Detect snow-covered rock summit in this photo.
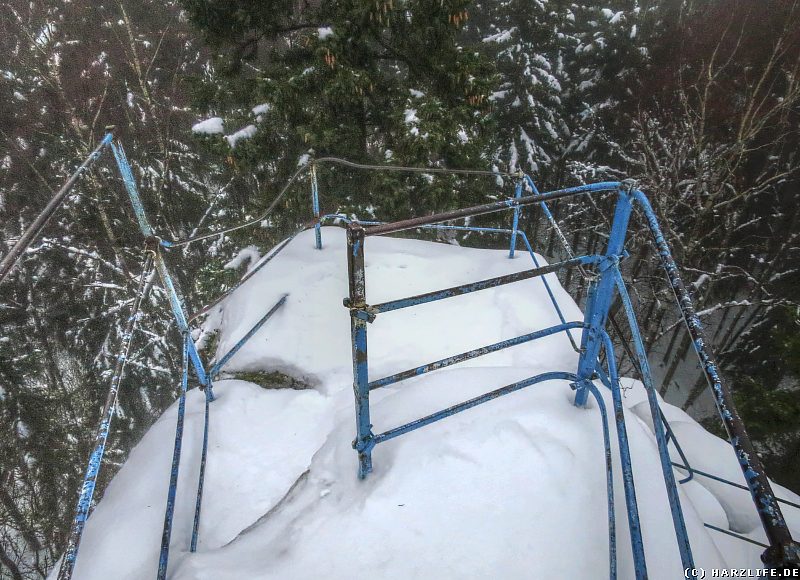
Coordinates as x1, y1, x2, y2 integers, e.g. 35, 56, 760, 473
61, 227, 800, 580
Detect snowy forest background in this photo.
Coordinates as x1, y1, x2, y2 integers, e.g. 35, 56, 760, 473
0, 0, 798, 577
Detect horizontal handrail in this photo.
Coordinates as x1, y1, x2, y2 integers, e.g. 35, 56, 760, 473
365, 182, 622, 236
188, 237, 294, 322
371, 255, 603, 314
0, 133, 113, 284
370, 368, 618, 576
369, 322, 585, 390
209, 294, 288, 378
188, 217, 524, 322
704, 523, 769, 549
160, 158, 516, 248
373, 371, 579, 445
671, 463, 800, 511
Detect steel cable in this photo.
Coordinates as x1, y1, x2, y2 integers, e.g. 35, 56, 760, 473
163, 157, 512, 248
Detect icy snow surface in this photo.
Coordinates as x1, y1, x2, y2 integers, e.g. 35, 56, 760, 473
61, 227, 800, 579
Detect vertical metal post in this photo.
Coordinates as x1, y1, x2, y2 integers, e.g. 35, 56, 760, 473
599, 330, 648, 579
110, 141, 214, 399
508, 179, 523, 258
577, 382, 618, 580
613, 268, 695, 571
112, 139, 217, 561
157, 332, 189, 580
190, 384, 212, 553
574, 188, 633, 406
153, 254, 213, 398
632, 190, 800, 569
520, 175, 580, 268
57, 253, 153, 580
518, 232, 580, 352
311, 164, 322, 250
345, 223, 374, 478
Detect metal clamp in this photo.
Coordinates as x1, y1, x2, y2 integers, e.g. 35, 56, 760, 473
143, 235, 161, 255
352, 431, 376, 454
343, 298, 378, 323
621, 178, 638, 194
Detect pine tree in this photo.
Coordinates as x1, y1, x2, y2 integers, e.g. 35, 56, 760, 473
725, 308, 800, 492
466, 0, 646, 183
0, 1, 222, 575
600, 0, 800, 480
182, 0, 500, 229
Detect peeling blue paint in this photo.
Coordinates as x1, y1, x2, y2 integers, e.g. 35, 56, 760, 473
57, 252, 153, 580
157, 333, 190, 580
632, 189, 798, 567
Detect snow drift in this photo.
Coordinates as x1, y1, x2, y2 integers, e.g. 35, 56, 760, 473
58, 227, 800, 579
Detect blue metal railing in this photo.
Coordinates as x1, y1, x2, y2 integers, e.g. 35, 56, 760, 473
612, 265, 694, 567
190, 382, 211, 553
57, 249, 153, 580
597, 328, 647, 578
209, 294, 288, 379
368, 321, 585, 390
339, 178, 799, 573
57, 141, 292, 579
344, 217, 648, 576
54, 144, 799, 578
157, 332, 190, 580
110, 143, 212, 395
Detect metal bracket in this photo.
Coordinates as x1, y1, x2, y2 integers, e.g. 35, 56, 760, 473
351, 430, 376, 453
761, 541, 800, 570
569, 377, 599, 393
343, 298, 378, 323
597, 255, 619, 273
621, 178, 638, 194
144, 235, 161, 253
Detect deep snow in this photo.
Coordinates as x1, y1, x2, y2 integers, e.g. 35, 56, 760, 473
58, 227, 800, 579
